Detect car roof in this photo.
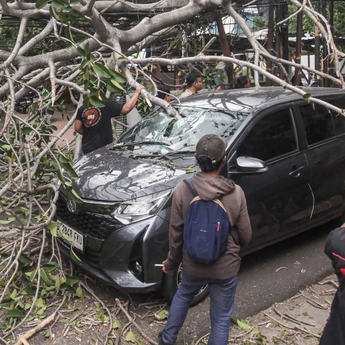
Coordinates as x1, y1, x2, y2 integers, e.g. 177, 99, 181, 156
173, 86, 345, 114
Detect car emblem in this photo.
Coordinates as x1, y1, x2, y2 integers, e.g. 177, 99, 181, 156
67, 200, 77, 214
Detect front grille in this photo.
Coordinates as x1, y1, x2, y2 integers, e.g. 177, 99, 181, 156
56, 197, 123, 241
57, 238, 102, 265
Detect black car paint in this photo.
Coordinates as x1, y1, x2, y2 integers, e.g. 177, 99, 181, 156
56, 87, 345, 293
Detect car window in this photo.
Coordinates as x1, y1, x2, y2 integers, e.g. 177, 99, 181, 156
119, 107, 247, 153
331, 100, 345, 136
237, 108, 297, 161
299, 103, 335, 145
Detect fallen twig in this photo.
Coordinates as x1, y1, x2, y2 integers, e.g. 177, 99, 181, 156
81, 281, 113, 344
195, 332, 210, 345
273, 307, 316, 327
115, 298, 158, 345
305, 295, 328, 309
15, 313, 56, 345
14, 295, 66, 345
319, 279, 338, 289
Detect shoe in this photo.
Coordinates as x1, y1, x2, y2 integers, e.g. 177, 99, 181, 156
158, 331, 174, 345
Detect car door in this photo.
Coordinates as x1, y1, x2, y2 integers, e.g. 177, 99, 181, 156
296, 97, 345, 223
229, 105, 311, 250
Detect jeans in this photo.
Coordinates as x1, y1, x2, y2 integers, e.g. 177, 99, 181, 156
161, 272, 238, 345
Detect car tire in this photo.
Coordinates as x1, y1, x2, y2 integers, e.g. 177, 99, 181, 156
160, 263, 209, 306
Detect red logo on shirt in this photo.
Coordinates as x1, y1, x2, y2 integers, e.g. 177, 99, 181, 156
82, 107, 101, 127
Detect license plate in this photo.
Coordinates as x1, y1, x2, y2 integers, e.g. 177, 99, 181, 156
57, 221, 84, 251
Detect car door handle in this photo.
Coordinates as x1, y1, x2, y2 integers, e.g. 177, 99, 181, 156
289, 166, 304, 178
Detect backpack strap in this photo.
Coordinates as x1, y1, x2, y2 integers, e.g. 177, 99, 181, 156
183, 179, 198, 197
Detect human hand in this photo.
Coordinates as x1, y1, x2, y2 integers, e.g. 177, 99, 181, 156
162, 260, 169, 274
136, 84, 145, 94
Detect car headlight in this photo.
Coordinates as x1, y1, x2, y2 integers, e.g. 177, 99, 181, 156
112, 190, 171, 224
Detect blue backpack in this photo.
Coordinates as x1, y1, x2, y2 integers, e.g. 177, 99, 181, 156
183, 179, 231, 264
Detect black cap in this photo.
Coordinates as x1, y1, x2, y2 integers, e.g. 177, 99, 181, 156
195, 134, 225, 164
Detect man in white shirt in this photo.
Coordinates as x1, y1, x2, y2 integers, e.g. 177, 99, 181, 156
179, 72, 203, 99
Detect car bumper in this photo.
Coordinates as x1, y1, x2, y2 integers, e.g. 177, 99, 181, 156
56, 215, 165, 294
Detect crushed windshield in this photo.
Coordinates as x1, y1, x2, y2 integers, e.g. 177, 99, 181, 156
118, 107, 247, 154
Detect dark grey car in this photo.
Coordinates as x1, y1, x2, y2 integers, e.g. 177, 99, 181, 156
56, 87, 345, 304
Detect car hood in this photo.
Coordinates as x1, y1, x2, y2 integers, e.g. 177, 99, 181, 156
71, 147, 192, 202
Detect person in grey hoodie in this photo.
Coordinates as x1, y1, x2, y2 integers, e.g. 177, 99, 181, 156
159, 134, 252, 345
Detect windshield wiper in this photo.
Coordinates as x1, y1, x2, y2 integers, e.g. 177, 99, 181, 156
112, 141, 170, 149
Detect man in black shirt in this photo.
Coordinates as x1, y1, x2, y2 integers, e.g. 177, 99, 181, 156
74, 84, 144, 154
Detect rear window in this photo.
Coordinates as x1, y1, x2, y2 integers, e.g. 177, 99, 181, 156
299, 98, 345, 145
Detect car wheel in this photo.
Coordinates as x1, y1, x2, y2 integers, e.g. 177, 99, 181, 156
160, 263, 209, 306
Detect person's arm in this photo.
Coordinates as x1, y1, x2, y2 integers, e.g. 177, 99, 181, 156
163, 183, 185, 273
120, 84, 145, 115
236, 187, 252, 246
74, 119, 83, 135
74, 107, 84, 134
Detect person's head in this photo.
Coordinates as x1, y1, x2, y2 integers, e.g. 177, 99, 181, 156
157, 86, 172, 102
236, 76, 250, 89
195, 134, 226, 173
186, 72, 203, 91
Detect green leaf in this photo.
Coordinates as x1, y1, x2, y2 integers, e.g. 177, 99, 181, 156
77, 47, 86, 57
60, 161, 78, 180
156, 310, 168, 320
10, 289, 18, 300
106, 81, 119, 93
84, 42, 90, 58
71, 248, 82, 262
303, 93, 311, 100
35, 297, 45, 308
43, 262, 59, 271
58, 153, 70, 164
49, 5, 60, 20
112, 318, 121, 329
110, 79, 125, 91
25, 270, 36, 280
325, 299, 332, 305
237, 319, 251, 331
36, 0, 47, 9
0, 299, 13, 308
18, 254, 32, 265
89, 96, 105, 108
70, 0, 80, 6
7, 308, 25, 318
109, 70, 127, 83
65, 25, 74, 43
0, 217, 15, 225
71, 189, 82, 201
65, 276, 79, 286
92, 63, 112, 78
125, 330, 137, 343
40, 269, 53, 285
54, 276, 61, 290
76, 286, 83, 298
52, 0, 67, 9
37, 307, 46, 315
48, 221, 57, 237
45, 329, 51, 338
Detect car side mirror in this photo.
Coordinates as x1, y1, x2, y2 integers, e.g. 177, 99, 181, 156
235, 156, 268, 174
